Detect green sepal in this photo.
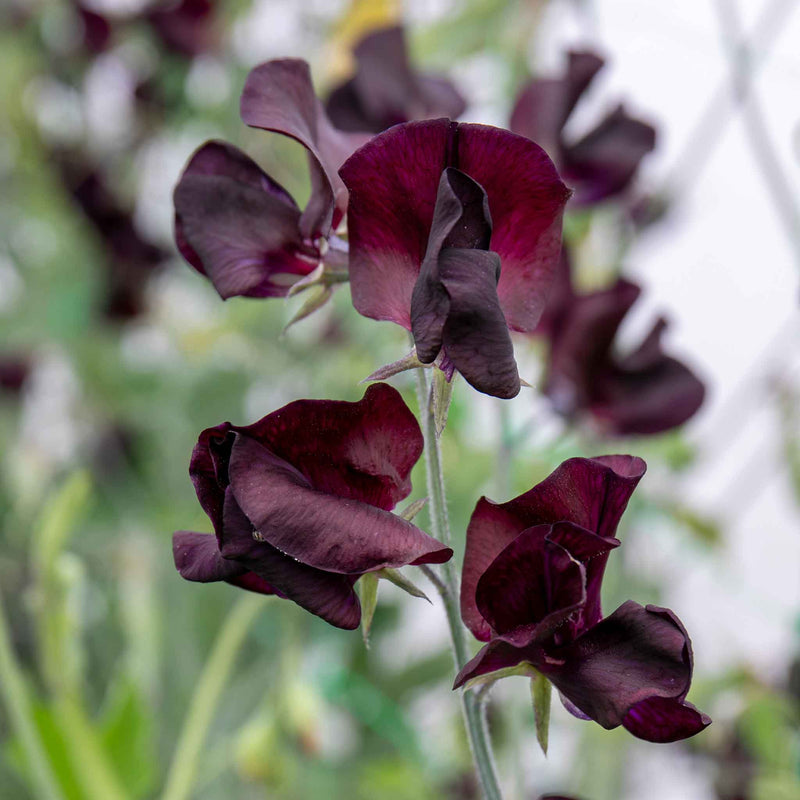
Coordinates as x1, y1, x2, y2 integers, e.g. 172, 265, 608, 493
398, 497, 428, 522
530, 670, 552, 756
429, 368, 455, 438
358, 572, 380, 648
460, 661, 537, 692
282, 286, 333, 335
375, 569, 430, 603
361, 349, 425, 383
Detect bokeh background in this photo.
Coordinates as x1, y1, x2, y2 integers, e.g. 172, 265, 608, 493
0, 1, 798, 799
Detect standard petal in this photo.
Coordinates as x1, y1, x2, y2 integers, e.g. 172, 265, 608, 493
240, 59, 366, 237
460, 456, 645, 641
540, 601, 699, 731
438, 249, 520, 398
174, 142, 316, 299
218, 490, 361, 629
475, 525, 586, 646
564, 105, 656, 205
227, 434, 451, 574
622, 696, 711, 743
237, 383, 424, 510
189, 422, 234, 537
341, 118, 452, 328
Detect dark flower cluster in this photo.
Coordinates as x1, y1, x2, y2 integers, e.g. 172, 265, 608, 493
170, 24, 710, 761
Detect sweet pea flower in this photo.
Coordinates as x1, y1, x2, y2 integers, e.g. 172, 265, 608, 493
326, 25, 466, 133
510, 50, 656, 205
173, 59, 368, 300
340, 118, 570, 398
455, 456, 711, 743
172, 384, 452, 629
542, 252, 706, 435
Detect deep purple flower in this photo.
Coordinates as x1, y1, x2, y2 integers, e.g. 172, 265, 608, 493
174, 59, 368, 300
541, 252, 706, 435
146, 0, 216, 58
455, 456, 711, 743
340, 118, 570, 398
173, 384, 452, 629
510, 51, 656, 206
326, 25, 466, 133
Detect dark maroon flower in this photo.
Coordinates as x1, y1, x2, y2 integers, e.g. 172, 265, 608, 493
340, 118, 570, 399
510, 51, 656, 206
0, 356, 30, 394
455, 456, 711, 743
174, 59, 367, 300
542, 255, 706, 435
172, 384, 452, 629
326, 25, 466, 134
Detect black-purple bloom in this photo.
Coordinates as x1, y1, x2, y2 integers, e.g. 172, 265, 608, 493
541, 252, 706, 435
326, 25, 466, 133
455, 456, 711, 743
510, 51, 656, 206
174, 59, 367, 300
173, 384, 452, 629
340, 118, 570, 399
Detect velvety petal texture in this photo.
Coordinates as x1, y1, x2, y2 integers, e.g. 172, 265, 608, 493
544, 273, 706, 435
326, 25, 466, 133
340, 118, 569, 397
174, 140, 318, 299
456, 456, 709, 743
510, 50, 656, 205
173, 384, 452, 629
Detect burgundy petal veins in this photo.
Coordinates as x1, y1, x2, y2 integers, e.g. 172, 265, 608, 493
460, 456, 645, 642
240, 58, 368, 237
173, 384, 452, 628
173, 141, 318, 299
325, 25, 466, 134
340, 118, 570, 334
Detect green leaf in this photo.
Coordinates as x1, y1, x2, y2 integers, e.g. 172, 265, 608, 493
358, 573, 380, 648
530, 671, 552, 756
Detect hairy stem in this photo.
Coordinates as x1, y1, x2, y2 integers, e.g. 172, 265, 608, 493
161, 594, 266, 800
413, 367, 503, 800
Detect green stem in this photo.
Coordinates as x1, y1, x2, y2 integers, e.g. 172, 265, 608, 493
161, 594, 266, 800
413, 367, 503, 800
0, 589, 64, 800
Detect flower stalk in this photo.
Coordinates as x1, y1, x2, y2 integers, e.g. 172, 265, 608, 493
413, 366, 503, 800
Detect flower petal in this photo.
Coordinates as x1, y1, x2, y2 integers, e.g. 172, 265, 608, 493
326, 26, 465, 134
622, 696, 711, 743
172, 530, 277, 596
174, 141, 317, 299
228, 434, 451, 574
340, 119, 569, 332
240, 59, 367, 237
218, 489, 361, 629
460, 456, 645, 641
592, 317, 706, 435
510, 51, 604, 154
475, 524, 586, 645
453, 638, 535, 689
564, 105, 656, 205
540, 601, 700, 732
236, 383, 424, 510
